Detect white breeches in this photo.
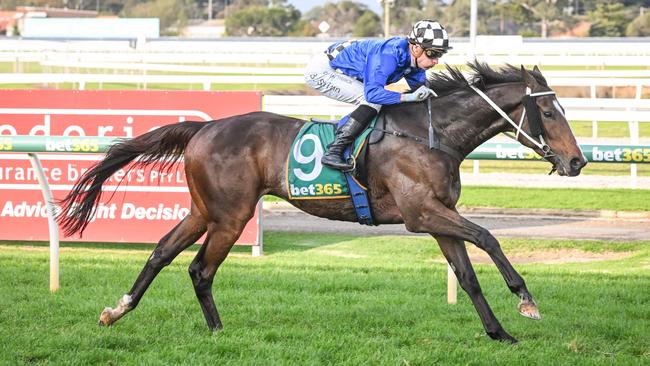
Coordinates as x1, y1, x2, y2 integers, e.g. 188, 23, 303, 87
303, 53, 381, 112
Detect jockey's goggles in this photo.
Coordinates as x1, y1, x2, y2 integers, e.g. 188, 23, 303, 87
424, 49, 446, 59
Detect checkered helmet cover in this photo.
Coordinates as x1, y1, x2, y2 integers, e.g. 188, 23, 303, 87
408, 20, 451, 50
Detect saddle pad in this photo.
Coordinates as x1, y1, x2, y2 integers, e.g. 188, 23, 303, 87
286, 118, 376, 200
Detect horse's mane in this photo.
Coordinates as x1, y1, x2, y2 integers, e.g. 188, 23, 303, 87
426, 60, 548, 96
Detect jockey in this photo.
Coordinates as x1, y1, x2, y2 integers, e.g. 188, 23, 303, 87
304, 19, 452, 171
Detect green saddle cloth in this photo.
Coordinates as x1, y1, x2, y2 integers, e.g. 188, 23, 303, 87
286, 118, 376, 200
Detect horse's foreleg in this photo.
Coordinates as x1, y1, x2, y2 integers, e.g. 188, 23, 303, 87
404, 201, 538, 320
188, 219, 245, 331
398, 196, 538, 338
99, 211, 207, 327
434, 235, 517, 343
453, 216, 539, 320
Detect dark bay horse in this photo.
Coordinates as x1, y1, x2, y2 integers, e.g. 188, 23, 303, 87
58, 62, 586, 343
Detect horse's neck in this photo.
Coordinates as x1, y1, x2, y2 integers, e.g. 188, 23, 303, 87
438, 83, 524, 157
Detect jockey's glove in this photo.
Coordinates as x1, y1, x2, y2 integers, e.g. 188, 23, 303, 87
401, 85, 437, 103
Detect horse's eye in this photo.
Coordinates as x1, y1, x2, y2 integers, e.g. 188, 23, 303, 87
543, 111, 553, 118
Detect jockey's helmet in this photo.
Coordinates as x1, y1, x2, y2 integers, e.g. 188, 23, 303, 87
408, 20, 452, 52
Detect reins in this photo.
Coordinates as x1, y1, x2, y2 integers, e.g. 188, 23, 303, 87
372, 96, 464, 162
470, 84, 556, 159
372, 82, 558, 165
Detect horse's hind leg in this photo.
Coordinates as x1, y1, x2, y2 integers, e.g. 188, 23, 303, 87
188, 217, 250, 331
434, 235, 518, 343
99, 210, 207, 326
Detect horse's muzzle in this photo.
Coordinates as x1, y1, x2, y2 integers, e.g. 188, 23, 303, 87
569, 157, 587, 175
556, 155, 587, 176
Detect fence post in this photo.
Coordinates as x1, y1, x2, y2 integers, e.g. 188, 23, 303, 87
629, 108, 639, 189
27, 153, 59, 293
591, 84, 598, 138
447, 264, 457, 304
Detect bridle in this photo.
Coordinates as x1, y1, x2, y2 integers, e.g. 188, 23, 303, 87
372, 82, 560, 166
470, 84, 557, 160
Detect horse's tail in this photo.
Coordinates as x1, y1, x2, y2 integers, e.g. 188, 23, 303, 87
57, 121, 208, 237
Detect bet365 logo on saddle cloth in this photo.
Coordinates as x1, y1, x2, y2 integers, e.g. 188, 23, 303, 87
286, 120, 375, 200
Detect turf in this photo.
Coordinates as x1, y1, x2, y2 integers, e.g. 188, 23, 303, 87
460, 159, 650, 176
456, 186, 650, 211
265, 186, 650, 212
1, 233, 649, 365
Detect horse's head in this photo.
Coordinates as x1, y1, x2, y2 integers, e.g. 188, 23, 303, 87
517, 65, 587, 176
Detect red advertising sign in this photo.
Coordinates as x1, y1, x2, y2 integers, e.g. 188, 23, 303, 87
0, 90, 262, 244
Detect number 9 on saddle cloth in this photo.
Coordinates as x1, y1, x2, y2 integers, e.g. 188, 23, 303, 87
286, 116, 381, 225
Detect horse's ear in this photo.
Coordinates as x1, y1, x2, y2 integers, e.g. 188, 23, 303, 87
521, 65, 537, 89
533, 65, 541, 73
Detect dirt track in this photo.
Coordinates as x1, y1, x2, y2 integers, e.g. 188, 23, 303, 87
263, 210, 650, 241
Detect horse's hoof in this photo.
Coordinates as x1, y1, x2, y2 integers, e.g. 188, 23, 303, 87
518, 300, 541, 320
209, 323, 224, 332
99, 307, 113, 326
487, 330, 518, 344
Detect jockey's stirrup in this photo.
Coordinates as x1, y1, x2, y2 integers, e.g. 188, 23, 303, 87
321, 115, 368, 171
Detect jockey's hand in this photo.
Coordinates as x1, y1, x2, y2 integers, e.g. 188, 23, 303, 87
401, 85, 437, 103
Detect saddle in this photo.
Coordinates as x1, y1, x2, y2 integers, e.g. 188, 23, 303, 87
286, 116, 386, 225
291, 114, 388, 194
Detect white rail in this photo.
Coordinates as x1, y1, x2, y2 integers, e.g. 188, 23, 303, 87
5, 53, 650, 67
35, 60, 650, 79
1, 72, 649, 93
40, 60, 303, 75
3, 37, 650, 67
262, 95, 650, 122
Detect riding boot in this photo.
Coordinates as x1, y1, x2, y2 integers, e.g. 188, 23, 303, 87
321, 116, 371, 171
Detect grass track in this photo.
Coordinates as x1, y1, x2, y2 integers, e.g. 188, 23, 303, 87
1, 233, 649, 364
263, 186, 650, 211
456, 186, 650, 211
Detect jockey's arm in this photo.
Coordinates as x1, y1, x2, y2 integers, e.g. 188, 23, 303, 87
404, 69, 427, 91
363, 54, 402, 105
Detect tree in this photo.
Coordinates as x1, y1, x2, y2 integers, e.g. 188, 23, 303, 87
353, 11, 382, 37
303, 1, 379, 37
490, 0, 579, 37
588, 2, 635, 36
122, 0, 190, 34
626, 11, 650, 36
387, 0, 422, 36
514, 0, 564, 38
423, 0, 446, 22
223, 0, 290, 13
290, 20, 319, 37
442, 0, 490, 37
490, 0, 532, 35
225, 6, 301, 36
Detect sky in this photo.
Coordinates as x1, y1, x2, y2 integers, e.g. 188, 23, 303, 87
287, 0, 383, 15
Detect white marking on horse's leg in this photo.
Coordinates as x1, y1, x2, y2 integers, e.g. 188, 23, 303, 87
120, 294, 133, 307
99, 294, 133, 326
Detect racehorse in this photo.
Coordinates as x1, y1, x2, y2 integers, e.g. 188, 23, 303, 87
58, 61, 586, 343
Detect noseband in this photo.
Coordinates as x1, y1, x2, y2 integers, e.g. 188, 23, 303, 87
470, 84, 556, 159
